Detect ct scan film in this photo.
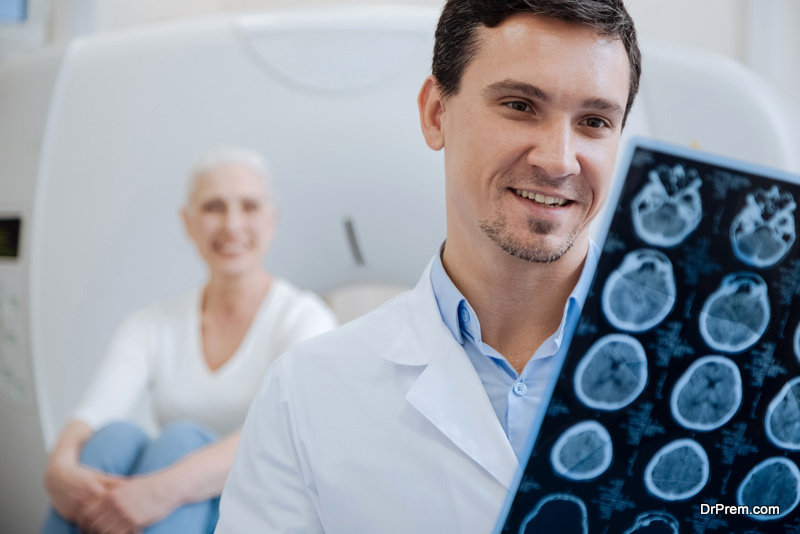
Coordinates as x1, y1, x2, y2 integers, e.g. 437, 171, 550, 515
496, 139, 800, 534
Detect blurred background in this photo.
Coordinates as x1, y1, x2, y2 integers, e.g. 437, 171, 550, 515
2, 0, 799, 102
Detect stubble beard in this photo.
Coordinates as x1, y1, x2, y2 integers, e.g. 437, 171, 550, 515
479, 212, 579, 263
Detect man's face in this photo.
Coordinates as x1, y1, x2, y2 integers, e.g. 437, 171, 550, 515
430, 14, 630, 263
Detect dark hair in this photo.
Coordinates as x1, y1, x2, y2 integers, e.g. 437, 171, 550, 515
432, 0, 641, 126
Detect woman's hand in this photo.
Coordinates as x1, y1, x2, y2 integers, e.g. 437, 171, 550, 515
73, 428, 243, 533
44, 461, 120, 523
75, 472, 181, 534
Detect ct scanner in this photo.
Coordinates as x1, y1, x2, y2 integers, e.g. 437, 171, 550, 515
1, 5, 799, 531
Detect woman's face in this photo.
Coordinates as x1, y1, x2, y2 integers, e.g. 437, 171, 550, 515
182, 163, 276, 278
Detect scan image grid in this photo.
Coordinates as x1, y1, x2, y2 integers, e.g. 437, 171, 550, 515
501, 144, 800, 534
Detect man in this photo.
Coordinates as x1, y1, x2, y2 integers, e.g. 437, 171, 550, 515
216, 1, 640, 532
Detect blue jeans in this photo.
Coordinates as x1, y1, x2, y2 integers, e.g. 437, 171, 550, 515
41, 420, 220, 534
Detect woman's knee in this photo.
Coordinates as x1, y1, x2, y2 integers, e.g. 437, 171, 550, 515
159, 420, 218, 448
132, 420, 218, 474
80, 421, 148, 474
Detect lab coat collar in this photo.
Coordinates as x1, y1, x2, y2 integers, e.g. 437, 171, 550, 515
381, 258, 446, 367
382, 258, 518, 489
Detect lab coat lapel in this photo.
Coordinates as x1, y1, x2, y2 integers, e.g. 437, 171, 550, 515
406, 336, 518, 489
385, 260, 518, 489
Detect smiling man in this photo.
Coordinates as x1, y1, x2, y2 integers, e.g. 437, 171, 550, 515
216, 1, 640, 533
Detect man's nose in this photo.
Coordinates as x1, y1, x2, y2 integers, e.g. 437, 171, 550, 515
526, 119, 581, 179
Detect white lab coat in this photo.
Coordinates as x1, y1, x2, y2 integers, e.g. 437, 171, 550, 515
216, 260, 518, 534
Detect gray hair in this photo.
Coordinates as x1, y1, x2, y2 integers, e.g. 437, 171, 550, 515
186, 145, 275, 207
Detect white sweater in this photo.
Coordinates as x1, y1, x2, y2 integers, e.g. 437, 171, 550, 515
73, 279, 338, 435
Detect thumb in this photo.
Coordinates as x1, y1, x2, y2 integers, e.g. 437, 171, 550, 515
85, 478, 106, 496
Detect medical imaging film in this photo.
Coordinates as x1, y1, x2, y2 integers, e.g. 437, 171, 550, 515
670, 356, 742, 432
698, 272, 771, 353
499, 141, 800, 533
631, 163, 703, 248
730, 186, 796, 268
574, 334, 648, 411
601, 249, 677, 332
550, 421, 614, 481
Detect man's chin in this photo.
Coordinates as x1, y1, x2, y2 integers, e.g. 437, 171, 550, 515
494, 236, 574, 264
479, 216, 582, 264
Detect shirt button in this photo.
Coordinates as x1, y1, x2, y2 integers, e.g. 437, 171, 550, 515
459, 307, 470, 324
513, 382, 527, 396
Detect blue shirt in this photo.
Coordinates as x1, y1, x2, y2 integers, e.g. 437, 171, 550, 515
430, 242, 599, 462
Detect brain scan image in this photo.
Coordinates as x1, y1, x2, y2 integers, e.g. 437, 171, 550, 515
622, 512, 680, 534
698, 272, 770, 353
644, 439, 709, 501
795, 321, 800, 362
518, 493, 588, 534
574, 334, 648, 411
765, 377, 800, 450
631, 163, 703, 247
730, 186, 796, 268
737, 457, 800, 520
550, 421, 613, 481
601, 249, 676, 332
670, 356, 742, 431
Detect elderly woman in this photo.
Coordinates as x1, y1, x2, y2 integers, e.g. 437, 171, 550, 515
42, 147, 338, 533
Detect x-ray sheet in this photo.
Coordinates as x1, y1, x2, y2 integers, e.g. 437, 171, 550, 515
497, 138, 800, 534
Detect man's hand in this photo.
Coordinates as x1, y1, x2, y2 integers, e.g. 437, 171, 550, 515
75, 473, 181, 534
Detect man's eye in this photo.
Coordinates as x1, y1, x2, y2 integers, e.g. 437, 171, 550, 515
585, 117, 608, 129
505, 101, 530, 113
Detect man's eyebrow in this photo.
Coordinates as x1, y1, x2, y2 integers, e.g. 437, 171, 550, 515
581, 97, 624, 115
482, 80, 549, 102
483, 82, 625, 115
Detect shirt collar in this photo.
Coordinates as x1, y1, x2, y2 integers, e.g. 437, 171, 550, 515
430, 241, 599, 349
429, 243, 470, 344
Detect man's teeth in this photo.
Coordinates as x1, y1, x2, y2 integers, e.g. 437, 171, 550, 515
515, 189, 568, 206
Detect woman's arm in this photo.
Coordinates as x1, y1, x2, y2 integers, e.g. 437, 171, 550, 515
78, 429, 242, 532
159, 428, 243, 504
45, 312, 152, 530
44, 420, 120, 522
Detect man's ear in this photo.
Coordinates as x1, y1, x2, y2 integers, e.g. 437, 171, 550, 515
417, 75, 446, 151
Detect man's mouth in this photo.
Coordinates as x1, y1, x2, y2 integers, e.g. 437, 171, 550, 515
515, 189, 569, 207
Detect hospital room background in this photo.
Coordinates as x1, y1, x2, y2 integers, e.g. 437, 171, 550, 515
1, 0, 799, 531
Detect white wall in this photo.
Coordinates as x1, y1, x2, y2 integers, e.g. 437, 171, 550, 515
33, 0, 799, 102
776, 0, 800, 103
627, 0, 749, 63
